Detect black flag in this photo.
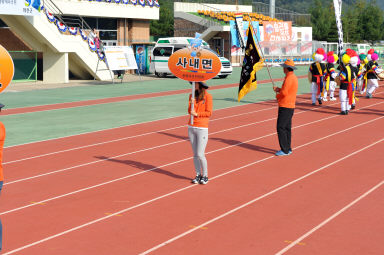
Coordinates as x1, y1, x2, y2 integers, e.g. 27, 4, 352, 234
238, 25, 263, 101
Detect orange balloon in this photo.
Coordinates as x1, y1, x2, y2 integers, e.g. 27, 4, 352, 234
0, 45, 14, 94
168, 48, 221, 82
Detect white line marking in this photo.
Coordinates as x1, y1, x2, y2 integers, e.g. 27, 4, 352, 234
6, 88, 382, 164
5, 82, 382, 149
1, 110, 383, 222
3, 93, 275, 149
140, 139, 384, 255
275, 180, 384, 255
3, 105, 278, 165
4, 136, 382, 255
5, 99, 382, 187
4, 76, 294, 114
4, 85, 315, 150
3, 100, 338, 186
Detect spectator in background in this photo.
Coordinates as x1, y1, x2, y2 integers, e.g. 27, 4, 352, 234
95, 36, 100, 50
89, 28, 97, 41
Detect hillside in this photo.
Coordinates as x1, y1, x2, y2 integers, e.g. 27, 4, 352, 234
169, 0, 384, 13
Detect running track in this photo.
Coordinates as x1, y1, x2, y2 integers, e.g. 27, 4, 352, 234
0, 87, 383, 254
2, 76, 307, 117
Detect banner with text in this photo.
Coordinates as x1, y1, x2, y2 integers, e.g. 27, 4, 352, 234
103, 46, 138, 71
263, 21, 292, 42
230, 21, 261, 56
0, 0, 40, 16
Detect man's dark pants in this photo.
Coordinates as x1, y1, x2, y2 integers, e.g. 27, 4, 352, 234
277, 107, 294, 154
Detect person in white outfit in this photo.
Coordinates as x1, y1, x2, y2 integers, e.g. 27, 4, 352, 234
323, 51, 338, 101
309, 48, 327, 105
338, 49, 359, 115
365, 49, 382, 98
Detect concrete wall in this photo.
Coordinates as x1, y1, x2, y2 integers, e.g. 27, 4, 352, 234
0, 28, 32, 51
117, 18, 129, 46
174, 18, 206, 37
128, 20, 151, 44
43, 49, 69, 83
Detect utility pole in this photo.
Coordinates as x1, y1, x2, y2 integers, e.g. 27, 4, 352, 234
270, 0, 275, 19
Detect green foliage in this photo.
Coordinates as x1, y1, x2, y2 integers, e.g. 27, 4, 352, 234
357, 0, 384, 43
310, 0, 335, 41
310, 0, 384, 42
150, 0, 174, 37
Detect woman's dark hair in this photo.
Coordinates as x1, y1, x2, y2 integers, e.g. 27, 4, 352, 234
287, 67, 294, 72
195, 84, 206, 102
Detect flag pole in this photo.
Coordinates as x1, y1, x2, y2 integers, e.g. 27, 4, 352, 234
249, 22, 277, 90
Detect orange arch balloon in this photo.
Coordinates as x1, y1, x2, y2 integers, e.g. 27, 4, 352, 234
0, 44, 14, 94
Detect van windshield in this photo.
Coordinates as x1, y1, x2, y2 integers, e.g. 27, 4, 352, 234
153, 47, 173, 57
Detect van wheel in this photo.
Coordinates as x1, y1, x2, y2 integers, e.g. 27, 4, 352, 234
219, 75, 228, 79
156, 72, 167, 78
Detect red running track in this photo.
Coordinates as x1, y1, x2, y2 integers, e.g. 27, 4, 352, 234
0, 88, 383, 254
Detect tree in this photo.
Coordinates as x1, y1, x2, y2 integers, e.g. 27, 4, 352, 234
359, 1, 384, 43
310, 0, 334, 41
150, 0, 174, 37
342, 0, 363, 42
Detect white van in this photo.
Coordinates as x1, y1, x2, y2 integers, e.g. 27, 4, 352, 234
149, 37, 233, 78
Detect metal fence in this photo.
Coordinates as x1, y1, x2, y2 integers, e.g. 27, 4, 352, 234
252, 1, 311, 26
254, 41, 324, 65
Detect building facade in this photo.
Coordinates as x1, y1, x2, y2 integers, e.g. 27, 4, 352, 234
0, 0, 159, 83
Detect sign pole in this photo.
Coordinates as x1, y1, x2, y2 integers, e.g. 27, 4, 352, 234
191, 81, 195, 125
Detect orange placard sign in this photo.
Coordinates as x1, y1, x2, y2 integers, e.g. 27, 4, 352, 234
168, 48, 221, 82
0, 45, 14, 94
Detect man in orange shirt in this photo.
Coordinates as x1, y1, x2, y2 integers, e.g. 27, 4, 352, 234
0, 103, 5, 252
273, 59, 298, 156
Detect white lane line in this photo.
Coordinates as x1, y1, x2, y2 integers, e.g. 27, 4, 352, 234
140, 139, 384, 255
3, 97, 342, 186
5, 95, 313, 164
1, 108, 383, 222
5, 82, 382, 150
3, 105, 278, 165
4, 135, 383, 255
275, 180, 384, 255
4, 76, 287, 113
5, 99, 380, 186
6, 88, 382, 164
3, 91, 283, 149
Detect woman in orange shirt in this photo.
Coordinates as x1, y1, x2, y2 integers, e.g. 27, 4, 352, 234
188, 82, 213, 185
0, 103, 5, 252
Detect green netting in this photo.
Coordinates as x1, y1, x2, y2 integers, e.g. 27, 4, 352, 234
9, 51, 37, 82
